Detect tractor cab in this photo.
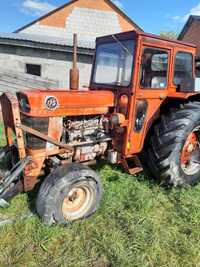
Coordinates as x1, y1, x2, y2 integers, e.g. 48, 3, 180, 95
90, 31, 199, 157
91, 30, 197, 93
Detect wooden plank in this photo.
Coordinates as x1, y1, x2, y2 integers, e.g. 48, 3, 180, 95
0, 74, 57, 88
0, 67, 58, 84
0, 83, 25, 93
0, 77, 42, 89
0, 68, 59, 93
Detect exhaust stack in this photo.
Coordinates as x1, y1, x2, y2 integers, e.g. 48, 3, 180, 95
70, 33, 79, 91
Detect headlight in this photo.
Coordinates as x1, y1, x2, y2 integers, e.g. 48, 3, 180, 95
17, 93, 30, 113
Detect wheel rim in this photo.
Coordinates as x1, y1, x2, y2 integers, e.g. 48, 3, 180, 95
181, 127, 200, 175
61, 182, 94, 221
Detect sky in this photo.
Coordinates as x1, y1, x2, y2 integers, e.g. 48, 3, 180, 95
1, 0, 200, 34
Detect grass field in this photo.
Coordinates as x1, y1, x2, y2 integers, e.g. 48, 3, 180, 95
1, 126, 200, 267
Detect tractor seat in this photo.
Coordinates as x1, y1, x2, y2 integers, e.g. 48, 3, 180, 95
151, 76, 167, 88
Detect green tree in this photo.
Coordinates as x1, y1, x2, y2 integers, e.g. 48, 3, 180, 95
160, 31, 178, 40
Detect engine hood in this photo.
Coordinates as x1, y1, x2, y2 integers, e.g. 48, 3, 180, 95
17, 89, 114, 117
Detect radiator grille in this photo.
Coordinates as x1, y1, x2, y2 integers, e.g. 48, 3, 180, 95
21, 115, 49, 149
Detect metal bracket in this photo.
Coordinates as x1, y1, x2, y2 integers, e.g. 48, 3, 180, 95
0, 156, 31, 196
0, 198, 9, 208
16, 123, 73, 152
121, 155, 143, 175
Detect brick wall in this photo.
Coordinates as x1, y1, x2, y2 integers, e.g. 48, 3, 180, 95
180, 20, 200, 58
39, 0, 135, 32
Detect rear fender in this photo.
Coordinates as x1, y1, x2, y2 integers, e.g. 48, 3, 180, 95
140, 94, 200, 152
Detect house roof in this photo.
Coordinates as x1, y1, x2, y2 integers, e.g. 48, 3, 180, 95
178, 15, 200, 40
0, 32, 94, 55
15, 0, 143, 33
0, 31, 93, 48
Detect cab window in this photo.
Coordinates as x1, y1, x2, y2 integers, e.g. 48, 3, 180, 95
93, 39, 135, 87
174, 52, 193, 86
140, 48, 169, 89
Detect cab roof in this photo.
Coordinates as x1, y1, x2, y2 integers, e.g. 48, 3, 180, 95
140, 31, 196, 48
96, 30, 196, 49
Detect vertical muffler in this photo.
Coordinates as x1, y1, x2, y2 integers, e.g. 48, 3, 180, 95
70, 33, 79, 91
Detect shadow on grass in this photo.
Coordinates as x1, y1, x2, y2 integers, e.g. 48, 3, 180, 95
94, 159, 164, 190
26, 175, 45, 213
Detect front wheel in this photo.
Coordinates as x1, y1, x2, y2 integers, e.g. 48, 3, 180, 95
143, 102, 200, 186
36, 163, 102, 225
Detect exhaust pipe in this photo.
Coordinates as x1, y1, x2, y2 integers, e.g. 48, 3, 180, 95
70, 33, 79, 90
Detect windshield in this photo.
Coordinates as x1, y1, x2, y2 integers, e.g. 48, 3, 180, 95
92, 38, 135, 87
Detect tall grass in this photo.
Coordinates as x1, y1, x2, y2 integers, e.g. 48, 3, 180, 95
0, 164, 200, 267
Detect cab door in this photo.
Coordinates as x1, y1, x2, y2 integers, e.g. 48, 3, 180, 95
126, 44, 172, 155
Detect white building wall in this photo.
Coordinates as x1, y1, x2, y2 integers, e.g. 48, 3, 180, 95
0, 45, 93, 89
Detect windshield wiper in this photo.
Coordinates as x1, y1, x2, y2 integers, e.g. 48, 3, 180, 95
111, 34, 132, 56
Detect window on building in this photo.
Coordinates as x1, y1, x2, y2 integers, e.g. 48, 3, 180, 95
174, 52, 193, 85
140, 48, 169, 89
26, 64, 41, 76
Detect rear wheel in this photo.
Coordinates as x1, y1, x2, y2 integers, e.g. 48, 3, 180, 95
36, 163, 102, 225
143, 102, 200, 186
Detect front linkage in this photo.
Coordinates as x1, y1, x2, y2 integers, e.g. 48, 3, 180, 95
0, 145, 31, 207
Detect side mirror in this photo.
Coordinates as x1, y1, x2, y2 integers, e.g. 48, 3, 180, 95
195, 61, 200, 78
195, 61, 200, 69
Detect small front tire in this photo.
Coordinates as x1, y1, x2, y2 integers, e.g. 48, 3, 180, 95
36, 163, 102, 225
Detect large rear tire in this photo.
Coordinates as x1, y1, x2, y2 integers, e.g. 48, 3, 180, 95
36, 163, 102, 225
142, 101, 200, 186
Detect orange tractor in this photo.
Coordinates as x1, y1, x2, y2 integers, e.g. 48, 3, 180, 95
1, 30, 200, 225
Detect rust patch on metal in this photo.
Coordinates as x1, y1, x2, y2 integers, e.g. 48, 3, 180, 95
1, 92, 26, 160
